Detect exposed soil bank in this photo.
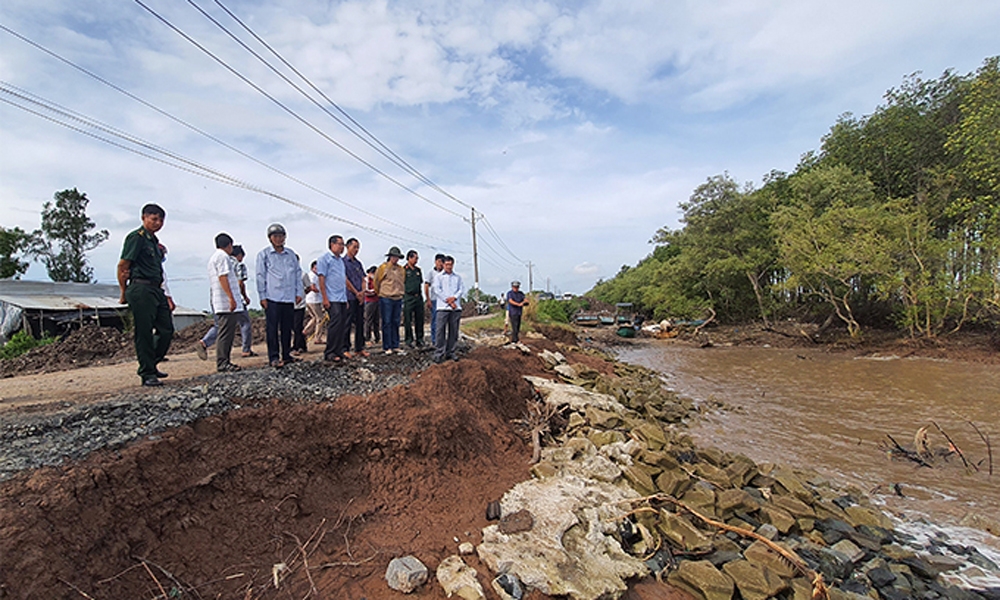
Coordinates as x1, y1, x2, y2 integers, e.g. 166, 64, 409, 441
0, 346, 573, 599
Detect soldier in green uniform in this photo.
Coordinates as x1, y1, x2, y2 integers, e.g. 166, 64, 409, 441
117, 204, 174, 386
402, 249, 425, 348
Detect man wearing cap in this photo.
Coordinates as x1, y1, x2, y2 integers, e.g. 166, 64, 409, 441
432, 255, 464, 363
423, 253, 444, 345
505, 281, 528, 344
318, 235, 348, 364
117, 203, 173, 387
256, 223, 302, 367
402, 249, 425, 349
374, 246, 405, 354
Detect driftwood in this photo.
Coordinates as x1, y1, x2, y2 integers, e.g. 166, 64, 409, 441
882, 434, 933, 468
618, 494, 830, 600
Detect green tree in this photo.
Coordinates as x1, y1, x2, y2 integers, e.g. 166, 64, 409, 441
33, 188, 109, 283
0, 226, 38, 279
772, 166, 893, 337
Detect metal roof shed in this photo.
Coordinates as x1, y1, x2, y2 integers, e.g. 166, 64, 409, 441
0, 280, 207, 342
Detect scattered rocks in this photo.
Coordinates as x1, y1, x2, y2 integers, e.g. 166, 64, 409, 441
436, 555, 485, 600
386, 555, 429, 593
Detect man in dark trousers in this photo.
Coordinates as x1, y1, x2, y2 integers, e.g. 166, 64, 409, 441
255, 223, 302, 368
505, 280, 528, 343
318, 234, 348, 364
431, 256, 464, 363
402, 249, 425, 348
117, 203, 173, 386
342, 237, 367, 357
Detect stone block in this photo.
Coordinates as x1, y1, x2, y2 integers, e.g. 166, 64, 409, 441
637, 450, 680, 471
436, 555, 485, 600
623, 466, 656, 497
771, 495, 815, 518
633, 422, 669, 451
843, 505, 894, 530
386, 555, 429, 593
759, 505, 796, 534
695, 462, 733, 489
586, 405, 622, 429
680, 485, 717, 518
831, 539, 865, 563
657, 510, 712, 551
667, 560, 735, 600
722, 559, 787, 600
716, 488, 760, 516
744, 540, 797, 578
654, 469, 691, 497
770, 466, 815, 502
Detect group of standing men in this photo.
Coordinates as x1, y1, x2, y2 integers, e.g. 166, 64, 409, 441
118, 204, 468, 386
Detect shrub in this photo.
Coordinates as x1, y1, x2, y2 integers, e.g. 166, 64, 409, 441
0, 329, 56, 360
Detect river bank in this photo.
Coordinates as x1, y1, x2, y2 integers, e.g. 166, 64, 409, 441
1, 326, 998, 599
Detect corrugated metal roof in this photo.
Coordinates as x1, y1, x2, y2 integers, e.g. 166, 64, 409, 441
0, 280, 205, 316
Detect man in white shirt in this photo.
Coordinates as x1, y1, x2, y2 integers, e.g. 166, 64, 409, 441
424, 253, 444, 346
208, 232, 243, 372
431, 255, 464, 363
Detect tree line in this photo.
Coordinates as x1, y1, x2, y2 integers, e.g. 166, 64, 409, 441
1, 188, 108, 283
589, 57, 1000, 338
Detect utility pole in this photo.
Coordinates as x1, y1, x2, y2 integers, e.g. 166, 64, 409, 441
546, 277, 550, 293
526, 261, 534, 292
470, 208, 480, 301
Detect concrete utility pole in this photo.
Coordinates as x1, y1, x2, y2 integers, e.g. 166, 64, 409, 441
471, 208, 480, 301
526, 261, 534, 292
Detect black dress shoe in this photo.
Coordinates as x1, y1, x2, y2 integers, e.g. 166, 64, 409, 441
141, 377, 163, 387
155, 370, 169, 378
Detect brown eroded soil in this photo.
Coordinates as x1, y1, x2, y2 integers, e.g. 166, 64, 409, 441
0, 347, 566, 599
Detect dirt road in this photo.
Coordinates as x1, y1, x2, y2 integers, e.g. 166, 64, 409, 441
0, 348, 274, 411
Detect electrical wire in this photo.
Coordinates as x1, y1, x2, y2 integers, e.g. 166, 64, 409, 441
209, 0, 473, 211
132, 0, 469, 221
0, 23, 466, 247
0, 82, 443, 249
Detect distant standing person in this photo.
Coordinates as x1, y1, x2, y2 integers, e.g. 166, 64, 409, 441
374, 246, 405, 354
208, 232, 243, 372
318, 235, 348, 364
303, 260, 325, 344
403, 249, 425, 349
117, 203, 173, 387
342, 237, 367, 357
432, 256, 464, 363
256, 223, 302, 368
363, 266, 380, 344
505, 280, 528, 344
424, 254, 444, 345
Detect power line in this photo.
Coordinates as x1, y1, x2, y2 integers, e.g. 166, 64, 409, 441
209, 0, 473, 211
0, 23, 466, 247
131, 0, 468, 221
0, 82, 444, 250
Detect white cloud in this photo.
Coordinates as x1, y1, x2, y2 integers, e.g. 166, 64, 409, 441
573, 262, 600, 276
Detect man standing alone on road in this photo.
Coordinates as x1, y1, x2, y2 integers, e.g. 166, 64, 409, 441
117, 203, 173, 387
505, 281, 528, 344
403, 249, 425, 349
318, 235, 348, 364
208, 233, 243, 373
256, 223, 302, 368
432, 256, 464, 363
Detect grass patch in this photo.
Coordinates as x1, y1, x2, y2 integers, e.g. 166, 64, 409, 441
461, 312, 506, 334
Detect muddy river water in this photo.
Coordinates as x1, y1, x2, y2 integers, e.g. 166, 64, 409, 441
618, 342, 1000, 588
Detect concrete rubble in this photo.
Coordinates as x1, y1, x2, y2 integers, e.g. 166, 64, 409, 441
471, 347, 1000, 600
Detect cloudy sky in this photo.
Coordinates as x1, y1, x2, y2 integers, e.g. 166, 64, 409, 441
1, 0, 997, 310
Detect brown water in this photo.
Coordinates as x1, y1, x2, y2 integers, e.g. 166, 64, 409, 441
619, 343, 1000, 587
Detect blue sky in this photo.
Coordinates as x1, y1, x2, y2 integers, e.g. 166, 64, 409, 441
1, 0, 998, 311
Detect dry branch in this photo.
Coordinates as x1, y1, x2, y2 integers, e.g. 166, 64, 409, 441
882, 434, 933, 468
968, 420, 993, 476
141, 561, 168, 600
58, 578, 96, 600
932, 421, 976, 471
